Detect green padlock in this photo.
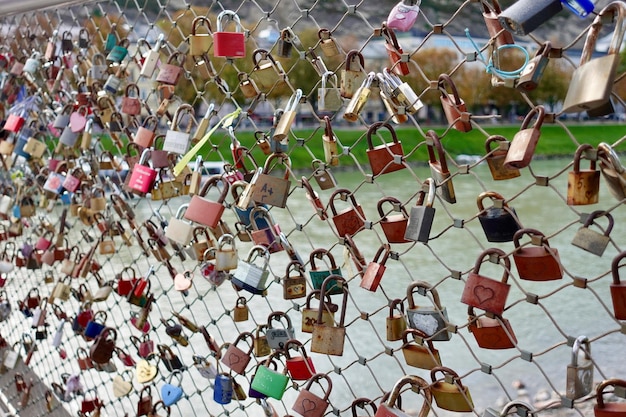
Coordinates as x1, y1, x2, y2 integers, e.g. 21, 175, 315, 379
249, 352, 289, 400
309, 249, 343, 295
106, 38, 130, 63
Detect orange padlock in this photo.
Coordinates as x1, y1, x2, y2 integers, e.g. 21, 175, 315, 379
378, 197, 410, 244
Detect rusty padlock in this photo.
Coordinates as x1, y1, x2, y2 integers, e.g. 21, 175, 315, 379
366, 122, 406, 176
610, 251, 626, 320
485, 135, 521, 180
340, 50, 367, 99
438, 74, 472, 132
311, 275, 348, 356
571, 210, 614, 257
504, 105, 545, 170
567, 143, 600, 206
512, 228, 563, 281
427, 130, 455, 204
329, 188, 365, 238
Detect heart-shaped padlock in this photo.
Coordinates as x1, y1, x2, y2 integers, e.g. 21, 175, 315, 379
112, 371, 133, 398
174, 271, 193, 291
136, 356, 158, 383
69, 109, 88, 133
161, 371, 184, 406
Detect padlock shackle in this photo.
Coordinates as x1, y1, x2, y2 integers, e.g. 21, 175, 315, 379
583, 210, 614, 236
372, 244, 391, 266
252, 48, 277, 66
580, 2, 626, 65
301, 176, 318, 198
303, 373, 333, 401
262, 152, 292, 180
328, 188, 360, 216
286, 259, 305, 278
430, 366, 464, 386
426, 130, 449, 172
386, 375, 432, 417
305, 289, 336, 313
476, 191, 508, 211
318, 28, 332, 40
283, 338, 310, 360
389, 298, 405, 318
500, 400, 536, 417
367, 122, 400, 151
246, 244, 271, 266
597, 142, 625, 175
513, 228, 550, 249
323, 116, 336, 141
482, 0, 504, 14
317, 274, 347, 326
267, 310, 293, 330
345, 49, 365, 72
438, 73, 463, 106
381, 23, 402, 50
172, 103, 195, 133
519, 105, 545, 131
571, 335, 591, 367
377, 196, 409, 220
249, 206, 276, 232
407, 280, 443, 310
192, 16, 213, 35
217, 233, 235, 250
485, 135, 510, 153
350, 397, 377, 417
596, 378, 626, 409
216, 10, 242, 32
236, 296, 246, 308
231, 331, 254, 354
402, 328, 437, 350
572, 143, 596, 172
473, 248, 511, 284
230, 180, 248, 201
415, 178, 436, 208
198, 174, 230, 203
611, 251, 626, 285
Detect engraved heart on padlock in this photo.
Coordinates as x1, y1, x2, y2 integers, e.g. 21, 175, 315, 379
410, 315, 438, 336
161, 383, 183, 406
301, 399, 317, 413
473, 285, 495, 304
136, 359, 158, 383
174, 273, 192, 291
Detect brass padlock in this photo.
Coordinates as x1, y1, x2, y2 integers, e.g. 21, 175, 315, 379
516, 41, 551, 92
567, 143, 600, 206
251, 49, 286, 90
427, 130, 455, 204
430, 366, 474, 412
386, 299, 407, 342
504, 105, 545, 170
402, 328, 441, 370
562, 2, 626, 115
190, 16, 213, 56
311, 275, 348, 356
343, 72, 376, 122
254, 324, 272, 357
382, 67, 423, 115
317, 71, 343, 112
340, 50, 367, 99
485, 135, 521, 180
407, 280, 450, 341
238, 72, 260, 98
233, 297, 249, 322
322, 116, 340, 167
283, 261, 306, 300
273, 89, 302, 141
566, 335, 593, 400
477, 191, 522, 243
318, 28, 340, 57
571, 210, 613, 257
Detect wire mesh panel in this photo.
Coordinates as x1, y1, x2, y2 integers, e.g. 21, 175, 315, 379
0, 0, 623, 416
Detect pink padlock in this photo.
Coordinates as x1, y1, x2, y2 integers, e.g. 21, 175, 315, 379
127, 149, 157, 194
387, 0, 421, 32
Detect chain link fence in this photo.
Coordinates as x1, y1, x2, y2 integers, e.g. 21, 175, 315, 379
0, 0, 624, 416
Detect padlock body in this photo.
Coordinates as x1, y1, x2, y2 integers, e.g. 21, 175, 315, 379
478, 207, 521, 243
498, 0, 563, 36
469, 316, 516, 349
503, 128, 540, 170
513, 247, 563, 281
571, 227, 610, 257
402, 344, 441, 370
340, 70, 366, 99
562, 55, 619, 114
360, 262, 386, 292
286, 356, 316, 380
430, 162, 456, 204
302, 307, 334, 333
311, 325, 345, 356
487, 150, 521, 180
190, 35, 212, 56
386, 315, 407, 341
318, 87, 343, 112
567, 170, 600, 205
441, 96, 471, 132
566, 361, 593, 399
332, 205, 365, 237
213, 32, 245, 58
367, 142, 405, 176
249, 365, 288, 400
404, 206, 435, 243
292, 389, 328, 417
381, 214, 410, 244
128, 165, 157, 194
432, 382, 474, 412
610, 283, 626, 320
213, 374, 233, 404
516, 55, 549, 92
461, 272, 510, 316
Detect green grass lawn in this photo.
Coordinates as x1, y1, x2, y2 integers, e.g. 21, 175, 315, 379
96, 123, 623, 170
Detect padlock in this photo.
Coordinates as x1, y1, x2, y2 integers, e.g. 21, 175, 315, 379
163, 104, 194, 155
567, 143, 600, 205
461, 248, 512, 316
140, 34, 164, 78
89, 327, 117, 364
283, 261, 307, 300
250, 352, 290, 400
468, 306, 517, 350
184, 175, 228, 228
312, 159, 338, 191
381, 67, 423, 115
121, 83, 142, 116
321, 116, 340, 168
292, 373, 333, 417
250, 207, 282, 253
597, 142, 626, 201
106, 38, 130, 63
344, 235, 368, 279
77, 347, 94, 370
610, 252, 626, 320
562, 2, 626, 116
404, 178, 436, 243
84, 310, 108, 340
252, 153, 292, 208
329, 188, 365, 237
378, 197, 410, 244
312, 275, 348, 356
378, 73, 410, 125
266, 311, 296, 350
221, 332, 253, 375
284, 339, 316, 381
302, 176, 327, 220
127, 149, 157, 195
382, 23, 409, 76
366, 122, 406, 176
189, 16, 213, 56
483, 400, 537, 417
340, 50, 367, 99
407, 280, 451, 341
277, 28, 295, 58
312, 29, 339, 59
302, 290, 336, 333
595, 378, 626, 417
238, 72, 260, 98
427, 131, 456, 204
477, 191, 522, 243
251, 49, 286, 90
273, 88, 302, 141
360, 244, 391, 292
572, 211, 614, 257
253, 324, 272, 357
215, 234, 238, 271
384, 298, 408, 342
318, 71, 343, 112
23, 51, 41, 74
430, 366, 474, 412
504, 105, 545, 170
438, 73, 472, 132
233, 296, 249, 322
231, 181, 260, 226
344, 71, 376, 122
513, 228, 563, 281
164, 205, 193, 246
566, 335, 594, 400
231, 245, 271, 295
485, 135, 521, 180
516, 41, 551, 92
375, 375, 432, 417
158, 344, 185, 371
214, 10, 246, 58
402, 328, 441, 370
498, 0, 563, 36
156, 51, 185, 86
482, 0, 514, 47
161, 371, 184, 406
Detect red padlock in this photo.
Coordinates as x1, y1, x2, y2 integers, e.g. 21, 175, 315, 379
512, 228, 563, 281
460, 248, 511, 316
610, 252, 626, 320
378, 197, 410, 244
213, 10, 246, 58
360, 244, 391, 292
284, 339, 316, 381
127, 149, 157, 195
329, 188, 365, 238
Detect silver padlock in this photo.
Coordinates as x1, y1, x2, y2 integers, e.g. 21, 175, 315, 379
265, 311, 296, 350
516, 41, 551, 92
571, 210, 613, 257
317, 71, 343, 112
406, 280, 450, 341
482, 400, 537, 417
566, 336, 593, 400
404, 179, 436, 243
498, 0, 563, 36
382, 68, 423, 114
312, 159, 337, 190
231, 245, 270, 295
23, 52, 42, 74
140, 34, 164, 78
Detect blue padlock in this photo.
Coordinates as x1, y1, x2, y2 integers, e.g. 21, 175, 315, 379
231, 182, 270, 229
161, 371, 184, 406
83, 310, 107, 340
213, 373, 233, 404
